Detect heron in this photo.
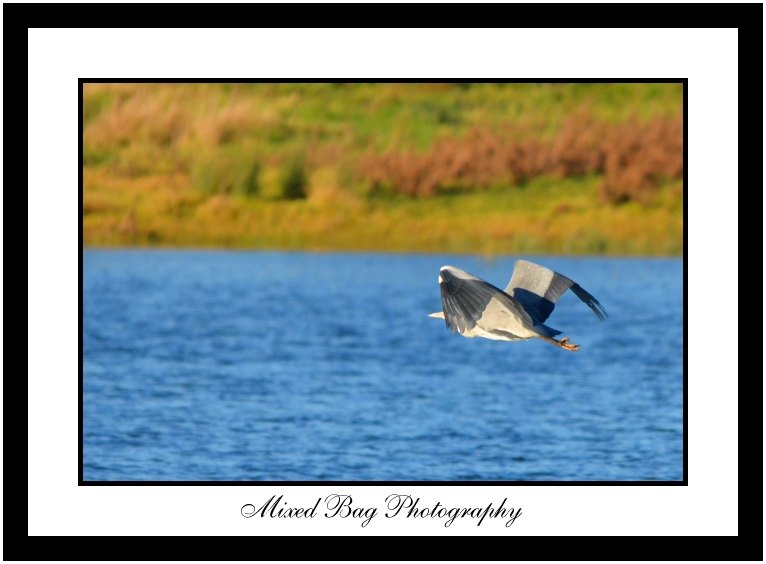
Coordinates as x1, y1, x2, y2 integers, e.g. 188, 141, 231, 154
428, 260, 607, 351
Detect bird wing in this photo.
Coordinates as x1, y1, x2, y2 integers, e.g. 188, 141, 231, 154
505, 260, 607, 324
439, 266, 533, 335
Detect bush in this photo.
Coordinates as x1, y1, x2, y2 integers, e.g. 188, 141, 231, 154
241, 161, 261, 197
278, 156, 308, 199
357, 113, 683, 202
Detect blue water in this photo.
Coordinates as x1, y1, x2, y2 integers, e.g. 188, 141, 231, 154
83, 251, 683, 481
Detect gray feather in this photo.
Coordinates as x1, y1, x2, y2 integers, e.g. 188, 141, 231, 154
439, 266, 532, 334
506, 260, 607, 324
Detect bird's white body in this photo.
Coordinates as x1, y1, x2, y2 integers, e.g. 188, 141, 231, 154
429, 299, 536, 340
429, 262, 607, 351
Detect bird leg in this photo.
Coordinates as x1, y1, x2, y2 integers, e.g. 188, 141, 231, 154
540, 335, 581, 351
557, 337, 580, 351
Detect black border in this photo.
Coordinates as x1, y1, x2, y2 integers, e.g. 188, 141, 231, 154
11, 3, 755, 29
78, 76, 85, 484
80, 80, 687, 486
682, 80, 688, 483
14, 9, 757, 560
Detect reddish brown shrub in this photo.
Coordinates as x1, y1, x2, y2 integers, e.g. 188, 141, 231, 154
598, 116, 682, 203
357, 113, 683, 203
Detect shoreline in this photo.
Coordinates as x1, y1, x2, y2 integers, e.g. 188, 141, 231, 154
82, 245, 684, 258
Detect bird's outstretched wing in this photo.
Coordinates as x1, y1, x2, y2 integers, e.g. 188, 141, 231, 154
439, 266, 532, 334
505, 260, 607, 324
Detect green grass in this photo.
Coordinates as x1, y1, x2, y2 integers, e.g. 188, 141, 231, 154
83, 83, 683, 255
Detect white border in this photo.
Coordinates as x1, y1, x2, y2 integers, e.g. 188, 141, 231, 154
28, 28, 738, 536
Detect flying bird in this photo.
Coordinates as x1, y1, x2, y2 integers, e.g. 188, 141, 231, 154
429, 260, 606, 351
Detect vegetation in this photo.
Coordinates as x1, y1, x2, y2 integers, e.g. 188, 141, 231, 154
83, 83, 684, 255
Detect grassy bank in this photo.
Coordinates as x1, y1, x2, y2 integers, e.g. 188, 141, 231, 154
83, 83, 684, 255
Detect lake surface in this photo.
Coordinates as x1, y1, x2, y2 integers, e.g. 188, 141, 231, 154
83, 251, 683, 481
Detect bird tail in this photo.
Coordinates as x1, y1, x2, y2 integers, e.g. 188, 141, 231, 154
533, 323, 562, 337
